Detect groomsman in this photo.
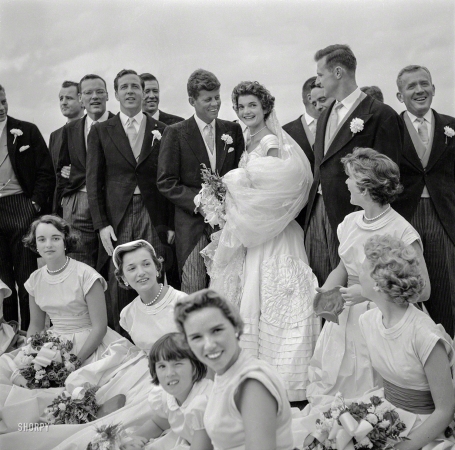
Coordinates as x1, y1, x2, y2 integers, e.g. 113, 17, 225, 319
310, 83, 335, 114
49, 81, 85, 171
157, 69, 244, 293
0, 84, 55, 329
140, 73, 184, 125
86, 69, 169, 331
304, 44, 402, 286
56, 74, 114, 268
283, 76, 319, 172
393, 65, 455, 337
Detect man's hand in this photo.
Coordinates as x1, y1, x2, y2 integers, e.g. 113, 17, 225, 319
100, 225, 117, 256
167, 230, 175, 245
61, 165, 71, 179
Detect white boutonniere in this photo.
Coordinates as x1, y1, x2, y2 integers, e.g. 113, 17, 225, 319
228, 147, 234, 153
350, 118, 364, 136
19, 145, 30, 152
444, 126, 455, 144
151, 130, 162, 146
221, 133, 233, 151
10, 129, 23, 144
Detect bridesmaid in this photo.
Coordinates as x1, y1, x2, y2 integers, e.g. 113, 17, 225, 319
174, 289, 293, 450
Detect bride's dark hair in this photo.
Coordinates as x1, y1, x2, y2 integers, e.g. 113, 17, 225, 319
232, 81, 275, 121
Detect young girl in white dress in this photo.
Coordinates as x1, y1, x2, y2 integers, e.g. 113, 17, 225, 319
175, 289, 294, 450
132, 332, 212, 450
359, 234, 454, 450
202, 81, 319, 401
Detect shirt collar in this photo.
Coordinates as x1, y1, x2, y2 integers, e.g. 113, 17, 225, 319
86, 110, 109, 129
337, 87, 362, 111
152, 110, 159, 121
304, 111, 316, 126
406, 109, 432, 126
194, 114, 216, 135
119, 110, 144, 127
0, 118, 7, 135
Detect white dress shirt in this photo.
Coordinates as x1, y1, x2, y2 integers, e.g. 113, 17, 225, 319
334, 87, 362, 125
119, 110, 145, 133
406, 109, 433, 138
304, 111, 317, 137
151, 110, 159, 121
194, 114, 216, 171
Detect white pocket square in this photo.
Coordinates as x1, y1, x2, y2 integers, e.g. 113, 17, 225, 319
19, 145, 30, 152
228, 147, 234, 153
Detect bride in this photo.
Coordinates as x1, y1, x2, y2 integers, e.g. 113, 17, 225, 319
202, 81, 320, 401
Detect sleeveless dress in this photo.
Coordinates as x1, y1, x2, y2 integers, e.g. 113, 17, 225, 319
204, 350, 293, 450
307, 208, 422, 406
144, 378, 213, 449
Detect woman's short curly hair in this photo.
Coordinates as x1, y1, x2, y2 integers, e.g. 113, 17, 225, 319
364, 234, 425, 305
174, 289, 244, 337
148, 332, 207, 386
341, 147, 403, 205
231, 81, 275, 121
113, 241, 162, 290
22, 214, 80, 254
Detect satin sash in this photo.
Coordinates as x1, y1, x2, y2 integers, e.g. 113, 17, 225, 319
383, 378, 435, 414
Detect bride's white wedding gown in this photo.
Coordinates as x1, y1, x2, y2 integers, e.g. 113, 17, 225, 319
203, 111, 320, 401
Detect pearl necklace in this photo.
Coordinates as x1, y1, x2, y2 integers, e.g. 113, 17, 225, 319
363, 205, 391, 222
47, 256, 70, 274
144, 283, 163, 307
249, 125, 267, 138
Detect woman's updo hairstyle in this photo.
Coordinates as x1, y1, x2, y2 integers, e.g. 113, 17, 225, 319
231, 81, 275, 121
364, 234, 425, 305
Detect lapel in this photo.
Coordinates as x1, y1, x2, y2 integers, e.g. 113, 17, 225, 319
215, 119, 227, 172
72, 116, 87, 167
137, 115, 156, 166
6, 116, 20, 168
323, 95, 373, 162
106, 114, 137, 167
183, 116, 211, 168
402, 112, 425, 171
426, 109, 451, 172
314, 109, 330, 167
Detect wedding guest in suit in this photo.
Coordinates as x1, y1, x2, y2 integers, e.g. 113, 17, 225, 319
49, 81, 85, 172
283, 76, 318, 172
304, 44, 402, 286
140, 73, 184, 126
0, 84, 55, 329
56, 74, 114, 269
393, 65, 455, 337
360, 85, 384, 103
157, 69, 244, 294
86, 69, 170, 332
310, 83, 335, 114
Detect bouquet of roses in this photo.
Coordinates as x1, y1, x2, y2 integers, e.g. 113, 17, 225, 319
86, 423, 147, 450
43, 383, 99, 425
11, 331, 81, 389
304, 393, 408, 450
194, 164, 227, 229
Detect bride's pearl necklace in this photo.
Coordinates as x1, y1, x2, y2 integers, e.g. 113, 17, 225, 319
249, 125, 267, 138
144, 283, 163, 307
47, 256, 70, 274
363, 205, 391, 222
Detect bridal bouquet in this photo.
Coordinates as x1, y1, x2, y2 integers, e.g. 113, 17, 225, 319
304, 393, 407, 450
43, 383, 99, 425
194, 163, 227, 228
11, 331, 81, 389
87, 423, 144, 450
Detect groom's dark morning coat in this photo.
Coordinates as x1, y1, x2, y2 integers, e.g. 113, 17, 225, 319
157, 116, 244, 272
304, 95, 403, 234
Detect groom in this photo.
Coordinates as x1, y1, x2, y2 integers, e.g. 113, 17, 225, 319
157, 69, 244, 293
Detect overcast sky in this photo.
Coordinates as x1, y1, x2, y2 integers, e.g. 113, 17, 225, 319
1, 0, 454, 142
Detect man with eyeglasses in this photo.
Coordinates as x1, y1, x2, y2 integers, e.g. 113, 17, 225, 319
55, 74, 114, 268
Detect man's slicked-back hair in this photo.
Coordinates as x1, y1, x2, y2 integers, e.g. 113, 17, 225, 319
61, 80, 81, 94
187, 69, 220, 99
314, 44, 357, 72
302, 76, 317, 102
79, 74, 107, 92
139, 73, 159, 85
396, 65, 432, 91
114, 69, 144, 92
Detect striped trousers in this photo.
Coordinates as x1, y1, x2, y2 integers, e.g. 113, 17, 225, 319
305, 194, 340, 287
410, 198, 455, 337
0, 193, 38, 329
62, 191, 98, 268
107, 194, 165, 333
